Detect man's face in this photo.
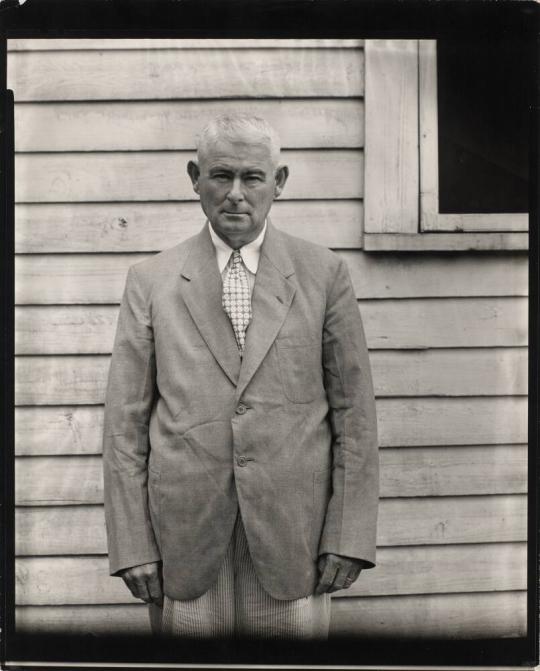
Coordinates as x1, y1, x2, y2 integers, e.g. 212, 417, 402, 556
187, 136, 288, 248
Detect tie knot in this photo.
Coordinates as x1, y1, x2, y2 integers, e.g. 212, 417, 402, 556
231, 249, 243, 264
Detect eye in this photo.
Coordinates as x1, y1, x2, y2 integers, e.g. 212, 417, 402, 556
245, 174, 263, 183
212, 173, 230, 182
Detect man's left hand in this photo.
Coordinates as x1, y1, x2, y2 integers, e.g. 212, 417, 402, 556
315, 553, 364, 595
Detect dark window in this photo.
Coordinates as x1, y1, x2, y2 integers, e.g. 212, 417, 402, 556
437, 38, 530, 214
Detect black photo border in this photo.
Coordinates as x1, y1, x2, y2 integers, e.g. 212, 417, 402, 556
1, 1, 538, 668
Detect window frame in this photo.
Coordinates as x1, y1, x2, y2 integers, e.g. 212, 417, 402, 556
364, 39, 529, 251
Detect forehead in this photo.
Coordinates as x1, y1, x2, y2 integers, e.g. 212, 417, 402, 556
199, 137, 274, 169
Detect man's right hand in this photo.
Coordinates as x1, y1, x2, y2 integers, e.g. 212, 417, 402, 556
119, 561, 163, 606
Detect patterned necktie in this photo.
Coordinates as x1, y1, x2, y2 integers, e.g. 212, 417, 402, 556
222, 250, 252, 353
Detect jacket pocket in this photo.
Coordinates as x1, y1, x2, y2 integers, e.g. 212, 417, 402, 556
276, 337, 322, 404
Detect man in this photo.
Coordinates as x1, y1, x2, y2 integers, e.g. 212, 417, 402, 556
103, 114, 379, 639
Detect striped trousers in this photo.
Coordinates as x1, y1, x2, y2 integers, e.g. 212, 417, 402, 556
149, 512, 331, 639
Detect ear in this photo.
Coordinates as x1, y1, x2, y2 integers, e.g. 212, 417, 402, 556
273, 165, 289, 198
187, 160, 201, 194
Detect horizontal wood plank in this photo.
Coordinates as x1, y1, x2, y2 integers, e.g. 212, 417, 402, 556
14, 446, 527, 507
15, 591, 527, 637
330, 591, 526, 638
15, 543, 527, 605
14, 99, 364, 152
8, 48, 364, 101
364, 232, 529, 252
14, 348, 528, 405
15, 150, 363, 203
15, 397, 528, 456
15, 298, 527, 354
15, 495, 527, 556
15, 201, 363, 253
15, 252, 529, 304
16, 604, 152, 635
377, 397, 528, 447
8, 39, 365, 51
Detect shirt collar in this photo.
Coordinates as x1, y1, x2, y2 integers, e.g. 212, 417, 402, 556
208, 221, 267, 275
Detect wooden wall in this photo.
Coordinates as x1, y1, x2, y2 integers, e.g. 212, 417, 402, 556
9, 39, 528, 638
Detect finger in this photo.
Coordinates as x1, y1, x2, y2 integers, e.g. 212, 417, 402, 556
121, 572, 141, 601
147, 569, 164, 606
315, 557, 339, 595
133, 574, 152, 603
327, 562, 358, 593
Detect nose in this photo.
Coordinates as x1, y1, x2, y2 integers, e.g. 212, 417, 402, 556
226, 176, 244, 204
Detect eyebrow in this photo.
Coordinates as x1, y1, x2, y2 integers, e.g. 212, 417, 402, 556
208, 166, 267, 176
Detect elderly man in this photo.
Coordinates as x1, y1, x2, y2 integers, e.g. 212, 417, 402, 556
102, 114, 379, 639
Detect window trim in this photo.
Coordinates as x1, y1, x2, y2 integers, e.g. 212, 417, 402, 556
419, 40, 528, 233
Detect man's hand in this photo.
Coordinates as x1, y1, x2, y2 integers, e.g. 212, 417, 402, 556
315, 553, 364, 595
119, 561, 163, 606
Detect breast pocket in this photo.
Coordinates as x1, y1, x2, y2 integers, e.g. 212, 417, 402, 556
275, 337, 322, 404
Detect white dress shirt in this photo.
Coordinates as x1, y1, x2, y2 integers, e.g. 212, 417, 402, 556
207, 221, 267, 295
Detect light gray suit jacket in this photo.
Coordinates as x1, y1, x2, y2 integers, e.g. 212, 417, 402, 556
102, 222, 379, 601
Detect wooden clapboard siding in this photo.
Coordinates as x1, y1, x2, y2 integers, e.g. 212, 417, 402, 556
15, 150, 363, 203
15, 202, 364, 253
15, 496, 527, 557
14, 591, 527, 637
15, 543, 527, 606
14, 348, 528, 405
8, 48, 364, 102
14, 100, 364, 152
14, 446, 527, 507
14, 298, 528, 354
15, 252, 528, 304
8, 39, 365, 51
14, 397, 528, 457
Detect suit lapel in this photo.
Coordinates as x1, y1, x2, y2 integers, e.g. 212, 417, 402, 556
235, 223, 296, 401
180, 226, 241, 387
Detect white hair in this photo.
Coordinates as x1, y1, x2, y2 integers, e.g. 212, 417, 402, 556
196, 113, 282, 167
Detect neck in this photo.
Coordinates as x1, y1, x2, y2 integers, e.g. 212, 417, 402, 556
212, 223, 266, 250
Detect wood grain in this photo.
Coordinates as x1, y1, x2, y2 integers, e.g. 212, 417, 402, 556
364, 40, 419, 234
15, 496, 527, 556
15, 297, 527, 355
14, 446, 527, 507
15, 252, 529, 304
14, 99, 364, 152
15, 150, 363, 203
364, 232, 529, 252
15, 201, 363, 253
15, 397, 528, 456
15, 543, 526, 605
8, 48, 364, 101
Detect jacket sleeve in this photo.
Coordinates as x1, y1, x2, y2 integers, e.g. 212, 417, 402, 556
102, 265, 161, 576
319, 256, 379, 567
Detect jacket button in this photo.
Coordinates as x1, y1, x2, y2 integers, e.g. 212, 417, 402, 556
237, 456, 247, 467
236, 403, 247, 415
